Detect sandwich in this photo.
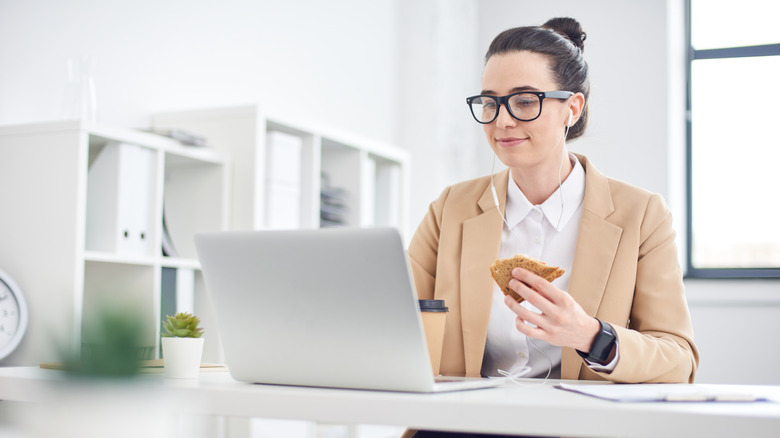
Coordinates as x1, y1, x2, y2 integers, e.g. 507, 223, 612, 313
489, 254, 565, 303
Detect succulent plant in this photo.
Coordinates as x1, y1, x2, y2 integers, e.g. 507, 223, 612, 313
162, 312, 204, 338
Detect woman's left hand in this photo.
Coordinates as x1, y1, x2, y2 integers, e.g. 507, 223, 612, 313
505, 267, 600, 352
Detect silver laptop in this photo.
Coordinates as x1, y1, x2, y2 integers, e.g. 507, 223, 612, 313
194, 227, 503, 393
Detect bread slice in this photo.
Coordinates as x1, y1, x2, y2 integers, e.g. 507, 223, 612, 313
489, 254, 565, 302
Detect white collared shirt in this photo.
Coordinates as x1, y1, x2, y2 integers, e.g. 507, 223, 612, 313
482, 154, 593, 378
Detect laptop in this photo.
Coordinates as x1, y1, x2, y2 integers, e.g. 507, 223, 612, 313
194, 227, 504, 393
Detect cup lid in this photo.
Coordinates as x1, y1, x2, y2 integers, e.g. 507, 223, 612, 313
418, 299, 448, 312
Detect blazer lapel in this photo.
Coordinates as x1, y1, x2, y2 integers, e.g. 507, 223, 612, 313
459, 170, 506, 377
563, 155, 623, 379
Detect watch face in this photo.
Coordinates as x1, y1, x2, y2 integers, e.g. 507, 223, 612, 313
0, 279, 22, 346
0, 272, 27, 360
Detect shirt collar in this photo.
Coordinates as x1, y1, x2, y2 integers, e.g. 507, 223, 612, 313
505, 154, 586, 231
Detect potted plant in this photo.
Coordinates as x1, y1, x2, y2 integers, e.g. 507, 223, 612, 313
59, 304, 152, 378
161, 312, 204, 378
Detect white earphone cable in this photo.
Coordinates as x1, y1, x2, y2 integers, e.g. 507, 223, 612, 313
489, 120, 572, 383
556, 124, 570, 229
490, 124, 570, 229
498, 337, 553, 384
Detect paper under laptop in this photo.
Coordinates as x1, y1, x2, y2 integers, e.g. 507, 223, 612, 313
195, 227, 503, 393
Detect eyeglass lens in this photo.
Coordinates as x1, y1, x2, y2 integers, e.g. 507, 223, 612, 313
469, 93, 541, 123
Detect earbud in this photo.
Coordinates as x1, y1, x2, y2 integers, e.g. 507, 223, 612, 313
567, 109, 573, 127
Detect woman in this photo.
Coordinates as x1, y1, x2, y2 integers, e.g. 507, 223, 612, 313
408, 17, 698, 388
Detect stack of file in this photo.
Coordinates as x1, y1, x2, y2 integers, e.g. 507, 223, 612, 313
320, 173, 349, 227
144, 127, 208, 147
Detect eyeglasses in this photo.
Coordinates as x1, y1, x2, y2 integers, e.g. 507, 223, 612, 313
466, 91, 574, 124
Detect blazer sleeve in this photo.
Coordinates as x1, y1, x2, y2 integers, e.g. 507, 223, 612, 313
407, 187, 451, 301
597, 193, 700, 383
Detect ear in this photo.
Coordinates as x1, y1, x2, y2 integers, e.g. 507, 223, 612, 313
567, 92, 586, 126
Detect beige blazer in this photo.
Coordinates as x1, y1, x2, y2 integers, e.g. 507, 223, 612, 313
407, 154, 699, 383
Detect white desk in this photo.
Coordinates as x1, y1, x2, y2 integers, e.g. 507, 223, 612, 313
1, 366, 779, 438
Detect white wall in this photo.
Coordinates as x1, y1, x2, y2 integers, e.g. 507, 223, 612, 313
0, 0, 398, 142
396, 0, 484, 230
686, 279, 780, 385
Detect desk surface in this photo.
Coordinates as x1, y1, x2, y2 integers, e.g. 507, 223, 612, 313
1, 366, 779, 438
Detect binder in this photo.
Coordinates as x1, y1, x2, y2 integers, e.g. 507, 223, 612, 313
265, 131, 302, 186
175, 267, 195, 314
265, 131, 302, 229
160, 267, 195, 345
160, 268, 177, 324
374, 162, 401, 227
86, 142, 156, 255
265, 182, 301, 229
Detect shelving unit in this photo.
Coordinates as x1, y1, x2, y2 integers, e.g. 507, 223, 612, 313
0, 120, 229, 366
0, 109, 408, 367
151, 105, 410, 236
150, 106, 410, 368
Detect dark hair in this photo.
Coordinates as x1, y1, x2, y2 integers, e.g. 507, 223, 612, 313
485, 17, 589, 140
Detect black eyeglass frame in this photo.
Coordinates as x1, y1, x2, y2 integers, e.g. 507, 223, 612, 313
466, 90, 574, 124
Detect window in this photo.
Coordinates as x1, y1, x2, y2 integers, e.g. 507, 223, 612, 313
687, 0, 780, 278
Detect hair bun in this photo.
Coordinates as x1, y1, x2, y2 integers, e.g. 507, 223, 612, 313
542, 17, 586, 52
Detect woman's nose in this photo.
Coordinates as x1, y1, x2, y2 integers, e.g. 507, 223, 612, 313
494, 103, 517, 128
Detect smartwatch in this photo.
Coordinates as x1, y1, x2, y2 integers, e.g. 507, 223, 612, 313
576, 318, 616, 365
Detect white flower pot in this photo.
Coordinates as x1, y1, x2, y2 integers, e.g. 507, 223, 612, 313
161, 337, 204, 379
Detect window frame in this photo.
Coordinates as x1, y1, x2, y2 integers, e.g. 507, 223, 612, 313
685, 1, 780, 279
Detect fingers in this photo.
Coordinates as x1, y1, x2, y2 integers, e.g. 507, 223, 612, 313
504, 267, 572, 345
503, 271, 601, 350
508, 268, 558, 315
511, 267, 561, 299
505, 298, 548, 340
504, 295, 546, 328
511, 267, 548, 290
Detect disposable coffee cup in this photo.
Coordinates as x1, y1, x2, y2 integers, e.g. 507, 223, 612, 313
419, 299, 448, 375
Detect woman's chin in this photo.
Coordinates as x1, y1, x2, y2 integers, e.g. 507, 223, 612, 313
495, 151, 537, 169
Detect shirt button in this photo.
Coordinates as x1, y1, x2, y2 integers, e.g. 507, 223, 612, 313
518, 352, 527, 359
535, 237, 542, 244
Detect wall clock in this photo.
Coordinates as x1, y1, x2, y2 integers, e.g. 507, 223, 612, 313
0, 269, 29, 361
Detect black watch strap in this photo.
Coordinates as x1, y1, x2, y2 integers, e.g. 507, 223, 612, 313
576, 318, 616, 365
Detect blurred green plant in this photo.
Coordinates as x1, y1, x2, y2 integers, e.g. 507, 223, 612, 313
161, 312, 204, 338
61, 305, 150, 378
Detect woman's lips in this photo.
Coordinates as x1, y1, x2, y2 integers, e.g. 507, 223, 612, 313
496, 137, 527, 147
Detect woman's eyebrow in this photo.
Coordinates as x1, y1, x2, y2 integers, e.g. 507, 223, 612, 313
510, 85, 541, 92
479, 85, 541, 95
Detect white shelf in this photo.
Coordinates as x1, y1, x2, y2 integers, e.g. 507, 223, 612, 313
160, 257, 202, 270
83, 251, 160, 266
0, 120, 229, 366
152, 104, 410, 235
83, 251, 201, 270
